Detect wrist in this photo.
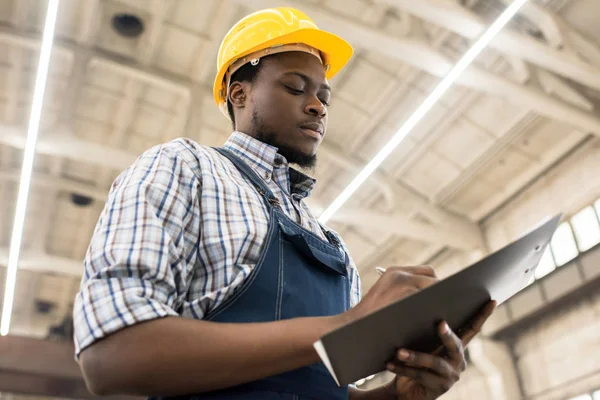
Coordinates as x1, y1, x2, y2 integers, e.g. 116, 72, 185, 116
324, 310, 353, 334
349, 383, 395, 400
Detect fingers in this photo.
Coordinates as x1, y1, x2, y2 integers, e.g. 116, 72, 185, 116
392, 348, 457, 378
459, 301, 497, 346
385, 265, 437, 278
382, 267, 438, 290
438, 322, 467, 370
387, 362, 456, 394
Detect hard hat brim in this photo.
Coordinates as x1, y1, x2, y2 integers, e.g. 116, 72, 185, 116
213, 27, 354, 118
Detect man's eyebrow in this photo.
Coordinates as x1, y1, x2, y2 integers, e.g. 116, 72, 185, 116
282, 71, 331, 92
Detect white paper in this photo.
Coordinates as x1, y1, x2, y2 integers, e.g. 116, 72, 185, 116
313, 339, 340, 386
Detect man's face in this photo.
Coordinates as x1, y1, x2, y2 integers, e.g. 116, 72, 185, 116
233, 52, 330, 169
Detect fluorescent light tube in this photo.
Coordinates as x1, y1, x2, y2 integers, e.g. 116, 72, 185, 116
1, 0, 60, 336
318, 0, 529, 224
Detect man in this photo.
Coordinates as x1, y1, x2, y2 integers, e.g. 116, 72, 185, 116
74, 7, 495, 399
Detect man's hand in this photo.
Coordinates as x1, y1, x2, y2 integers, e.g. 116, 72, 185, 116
344, 266, 438, 323
383, 301, 497, 400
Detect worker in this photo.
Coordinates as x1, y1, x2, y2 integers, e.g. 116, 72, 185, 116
73, 7, 496, 399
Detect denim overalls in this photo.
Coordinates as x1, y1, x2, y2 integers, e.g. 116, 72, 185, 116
156, 147, 352, 399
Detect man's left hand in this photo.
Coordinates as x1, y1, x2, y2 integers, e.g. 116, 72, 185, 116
383, 300, 497, 400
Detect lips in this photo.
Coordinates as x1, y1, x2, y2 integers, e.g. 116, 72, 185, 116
298, 122, 324, 137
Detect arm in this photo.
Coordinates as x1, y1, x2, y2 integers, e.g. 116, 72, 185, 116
81, 313, 348, 395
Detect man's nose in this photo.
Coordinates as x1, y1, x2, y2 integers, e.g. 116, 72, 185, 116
305, 99, 327, 118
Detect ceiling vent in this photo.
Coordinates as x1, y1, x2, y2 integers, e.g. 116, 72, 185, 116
111, 13, 145, 38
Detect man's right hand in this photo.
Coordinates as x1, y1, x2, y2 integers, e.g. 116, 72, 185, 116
344, 266, 439, 323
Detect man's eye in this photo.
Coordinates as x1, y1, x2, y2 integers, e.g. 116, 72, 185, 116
320, 99, 331, 107
285, 86, 304, 94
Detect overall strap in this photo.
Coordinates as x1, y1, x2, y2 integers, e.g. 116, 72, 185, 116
214, 147, 281, 210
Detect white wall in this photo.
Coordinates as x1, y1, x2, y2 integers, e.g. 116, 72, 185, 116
481, 136, 600, 400
513, 291, 600, 400
430, 138, 600, 400
483, 138, 600, 252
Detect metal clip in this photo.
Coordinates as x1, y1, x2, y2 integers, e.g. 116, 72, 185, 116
326, 231, 341, 247
268, 197, 281, 208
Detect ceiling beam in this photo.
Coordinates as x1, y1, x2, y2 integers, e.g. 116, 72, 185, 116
183, 83, 210, 142
375, 0, 600, 93
327, 207, 479, 251
0, 124, 136, 170
231, 0, 600, 135
0, 335, 140, 399
499, 0, 600, 68
32, 50, 93, 253
138, 0, 169, 66
3, 6, 600, 135
5, 40, 25, 124
340, 30, 465, 263
0, 22, 484, 250
502, 0, 563, 49
0, 335, 81, 378
0, 248, 82, 277
10, 0, 30, 26
28, 159, 61, 253
1, 122, 484, 250
76, 0, 100, 46
560, 25, 600, 67
0, 203, 475, 280
0, 169, 107, 203
2, 20, 598, 208
4, 9, 600, 135
96, 80, 143, 188
0, 24, 193, 98
457, 132, 590, 221
191, 1, 240, 83
345, 27, 456, 153
318, 143, 485, 248
0, 369, 93, 399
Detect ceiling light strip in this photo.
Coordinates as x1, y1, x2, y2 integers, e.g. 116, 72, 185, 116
1, 0, 60, 336
318, 0, 529, 224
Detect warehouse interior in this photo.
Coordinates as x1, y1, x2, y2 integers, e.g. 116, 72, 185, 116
0, 0, 599, 399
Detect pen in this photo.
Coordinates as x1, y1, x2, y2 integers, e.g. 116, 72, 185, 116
376, 267, 386, 276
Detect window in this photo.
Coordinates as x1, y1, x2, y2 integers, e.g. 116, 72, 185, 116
571, 206, 600, 251
568, 395, 591, 400
566, 388, 600, 400
534, 246, 555, 279
551, 222, 579, 266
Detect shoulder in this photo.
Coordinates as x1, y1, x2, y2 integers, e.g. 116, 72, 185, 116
132, 138, 227, 179
159, 138, 219, 172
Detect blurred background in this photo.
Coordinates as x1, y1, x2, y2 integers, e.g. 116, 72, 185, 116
0, 0, 599, 399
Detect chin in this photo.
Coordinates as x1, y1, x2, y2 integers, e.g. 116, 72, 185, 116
280, 145, 318, 169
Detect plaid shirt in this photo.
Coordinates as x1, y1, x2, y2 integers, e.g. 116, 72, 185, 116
74, 131, 361, 356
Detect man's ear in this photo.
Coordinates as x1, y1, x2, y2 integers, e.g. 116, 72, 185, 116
228, 82, 247, 110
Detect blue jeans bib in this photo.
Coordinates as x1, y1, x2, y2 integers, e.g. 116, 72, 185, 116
152, 148, 351, 399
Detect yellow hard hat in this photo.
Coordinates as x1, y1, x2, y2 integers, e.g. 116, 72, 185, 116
213, 7, 354, 119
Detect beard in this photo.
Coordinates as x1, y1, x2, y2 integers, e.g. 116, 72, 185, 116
251, 109, 317, 170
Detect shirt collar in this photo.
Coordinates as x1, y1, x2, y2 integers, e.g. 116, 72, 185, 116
223, 131, 316, 198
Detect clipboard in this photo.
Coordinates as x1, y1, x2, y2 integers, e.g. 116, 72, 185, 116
314, 214, 562, 387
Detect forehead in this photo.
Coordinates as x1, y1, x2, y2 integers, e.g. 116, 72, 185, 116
261, 52, 328, 83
